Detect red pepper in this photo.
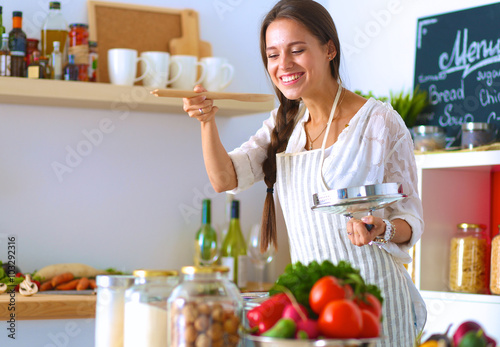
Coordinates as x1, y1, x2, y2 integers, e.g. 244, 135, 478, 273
247, 293, 292, 333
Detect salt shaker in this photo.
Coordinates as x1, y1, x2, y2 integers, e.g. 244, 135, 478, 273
95, 275, 135, 347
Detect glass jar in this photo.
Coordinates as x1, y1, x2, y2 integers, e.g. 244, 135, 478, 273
167, 266, 243, 347
461, 122, 493, 149
95, 275, 135, 347
449, 223, 488, 294
491, 228, 500, 295
68, 23, 89, 81
412, 125, 446, 152
123, 270, 179, 347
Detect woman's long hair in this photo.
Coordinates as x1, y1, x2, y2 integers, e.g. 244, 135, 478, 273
259, 0, 341, 251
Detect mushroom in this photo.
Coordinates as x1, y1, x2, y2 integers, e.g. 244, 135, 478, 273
0, 283, 7, 294
19, 274, 38, 296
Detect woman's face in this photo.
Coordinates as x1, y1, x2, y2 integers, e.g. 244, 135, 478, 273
265, 18, 334, 101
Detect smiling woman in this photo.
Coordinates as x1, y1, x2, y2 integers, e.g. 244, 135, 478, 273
181, 0, 426, 344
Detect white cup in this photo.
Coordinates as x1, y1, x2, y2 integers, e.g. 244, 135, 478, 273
140, 51, 182, 88
108, 48, 149, 86
169, 55, 206, 90
201, 57, 234, 92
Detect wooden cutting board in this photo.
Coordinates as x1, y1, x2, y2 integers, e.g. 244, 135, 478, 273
151, 89, 274, 103
169, 9, 212, 58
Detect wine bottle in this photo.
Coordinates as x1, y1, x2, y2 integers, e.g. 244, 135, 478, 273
220, 200, 248, 289
194, 199, 218, 266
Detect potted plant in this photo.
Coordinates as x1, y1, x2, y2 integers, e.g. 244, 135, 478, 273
355, 86, 429, 129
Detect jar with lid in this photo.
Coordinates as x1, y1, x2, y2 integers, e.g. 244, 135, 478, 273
491, 227, 500, 295
123, 269, 179, 347
95, 275, 135, 347
68, 23, 89, 81
167, 266, 243, 347
412, 125, 446, 152
449, 223, 488, 294
461, 122, 493, 149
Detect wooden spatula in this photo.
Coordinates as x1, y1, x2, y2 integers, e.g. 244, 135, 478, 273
151, 89, 274, 103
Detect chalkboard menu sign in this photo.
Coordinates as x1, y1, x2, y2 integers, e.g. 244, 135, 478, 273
414, 3, 500, 147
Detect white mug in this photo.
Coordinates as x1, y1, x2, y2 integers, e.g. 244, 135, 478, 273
201, 57, 234, 92
140, 51, 182, 88
108, 48, 149, 86
169, 55, 206, 90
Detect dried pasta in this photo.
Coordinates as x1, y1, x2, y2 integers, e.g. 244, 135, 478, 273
449, 236, 487, 293
491, 236, 500, 295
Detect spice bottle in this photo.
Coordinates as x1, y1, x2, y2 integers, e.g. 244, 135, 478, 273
95, 275, 135, 347
491, 227, 500, 295
124, 270, 179, 347
88, 41, 98, 82
0, 33, 10, 76
449, 223, 488, 294
167, 266, 243, 347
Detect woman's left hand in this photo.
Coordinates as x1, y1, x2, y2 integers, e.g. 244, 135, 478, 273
346, 215, 385, 246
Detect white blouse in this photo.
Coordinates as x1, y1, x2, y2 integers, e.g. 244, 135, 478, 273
228, 98, 424, 262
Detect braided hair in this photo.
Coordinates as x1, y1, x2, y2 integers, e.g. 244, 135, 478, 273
259, 0, 341, 251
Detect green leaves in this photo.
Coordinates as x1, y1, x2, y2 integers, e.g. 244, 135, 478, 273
269, 260, 383, 318
390, 85, 429, 128
356, 86, 429, 128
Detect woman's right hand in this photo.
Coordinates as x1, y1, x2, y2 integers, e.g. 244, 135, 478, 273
183, 84, 219, 123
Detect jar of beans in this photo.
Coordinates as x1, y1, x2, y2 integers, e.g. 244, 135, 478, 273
168, 266, 243, 347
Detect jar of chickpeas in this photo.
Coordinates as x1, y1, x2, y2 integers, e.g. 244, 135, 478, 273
449, 223, 488, 294
491, 227, 500, 295
167, 266, 243, 347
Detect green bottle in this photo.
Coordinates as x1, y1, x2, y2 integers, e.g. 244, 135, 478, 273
220, 200, 248, 288
0, 7, 5, 35
194, 199, 218, 266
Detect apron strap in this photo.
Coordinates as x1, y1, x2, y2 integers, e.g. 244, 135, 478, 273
318, 84, 343, 190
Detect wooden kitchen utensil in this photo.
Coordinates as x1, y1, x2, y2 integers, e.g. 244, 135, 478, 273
151, 89, 274, 103
169, 9, 212, 58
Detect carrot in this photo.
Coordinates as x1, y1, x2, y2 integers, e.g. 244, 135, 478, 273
55, 278, 80, 290
77, 277, 89, 291
89, 279, 97, 289
40, 280, 54, 291
51, 272, 74, 287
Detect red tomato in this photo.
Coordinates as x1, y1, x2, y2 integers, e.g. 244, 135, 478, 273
309, 276, 346, 314
318, 299, 362, 338
355, 293, 382, 319
343, 284, 354, 300
359, 309, 381, 338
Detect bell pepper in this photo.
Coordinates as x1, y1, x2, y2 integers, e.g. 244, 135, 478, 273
246, 293, 292, 333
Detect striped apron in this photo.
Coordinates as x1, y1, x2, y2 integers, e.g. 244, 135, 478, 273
275, 86, 416, 346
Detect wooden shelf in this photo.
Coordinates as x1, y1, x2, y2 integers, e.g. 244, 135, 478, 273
0, 77, 275, 117
0, 293, 96, 320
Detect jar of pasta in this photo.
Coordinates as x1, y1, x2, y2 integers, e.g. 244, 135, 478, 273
491, 228, 500, 295
167, 266, 243, 347
449, 223, 488, 294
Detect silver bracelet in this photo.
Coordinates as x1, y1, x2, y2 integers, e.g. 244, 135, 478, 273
373, 219, 396, 244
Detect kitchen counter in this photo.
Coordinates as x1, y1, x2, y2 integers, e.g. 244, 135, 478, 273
0, 281, 272, 320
